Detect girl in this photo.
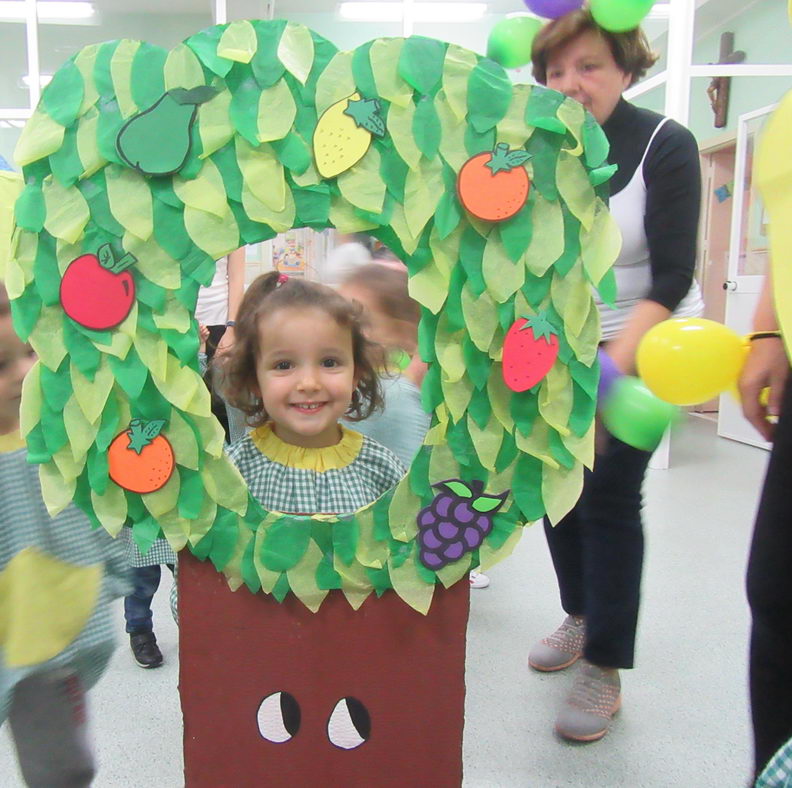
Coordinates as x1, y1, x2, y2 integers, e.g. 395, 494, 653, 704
337, 263, 490, 590
0, 284, 128, 786
223, 271, 405, 515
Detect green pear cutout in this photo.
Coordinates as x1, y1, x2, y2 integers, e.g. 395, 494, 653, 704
116, 86, 217, 176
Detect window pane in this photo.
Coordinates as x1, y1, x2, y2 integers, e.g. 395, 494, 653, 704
0, 22, 32, 111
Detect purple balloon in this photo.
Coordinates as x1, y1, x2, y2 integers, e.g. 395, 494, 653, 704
597, 347, 622, 403
524, 0, 584, 19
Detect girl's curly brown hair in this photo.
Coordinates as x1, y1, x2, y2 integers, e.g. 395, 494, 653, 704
221, 271, 384, 429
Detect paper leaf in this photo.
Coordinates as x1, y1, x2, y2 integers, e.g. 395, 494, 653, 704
581, 197, 621, 287
42, 178, 89, 245
461, 281, 498, 352
164, 43, 206, 91
315, 50, 355, 117
337, 146, 385, 214
408, 258, 449, 315
388, 553, 435, 615
42, 60, 84, 128
277, 22, 315, 85
110, 39, 141, 119
557, 150, 596, 231
370, 38, 413, 109
387, 101, 422, 171
467, 59, 511, 134
104, 164, 154, 240
14, 110, 65, 167
398, 36, 445, 95
443, 44, 478, 121
483, 228, 525, 304
218, 20, 258, 64
543, 461, 584, 526
524, 193, 564, 277
257, 79, 297, 143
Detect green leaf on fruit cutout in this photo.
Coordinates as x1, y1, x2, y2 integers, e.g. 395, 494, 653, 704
343, 97, 386, 137
484, 142, 531, 175
518, 312, 557, 344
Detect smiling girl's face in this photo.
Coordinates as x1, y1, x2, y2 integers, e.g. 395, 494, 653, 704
0, 315, 35, 434
253, 306, 358, 449
544, 29, 631, 124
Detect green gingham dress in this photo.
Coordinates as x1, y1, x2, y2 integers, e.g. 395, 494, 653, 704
226, 423, 405, 515
0, 435, 129, 721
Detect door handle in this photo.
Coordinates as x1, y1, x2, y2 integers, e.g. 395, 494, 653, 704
723, 280, 737, 291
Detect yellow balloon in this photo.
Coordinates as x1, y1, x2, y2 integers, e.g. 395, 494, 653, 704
636, 318, 746, 406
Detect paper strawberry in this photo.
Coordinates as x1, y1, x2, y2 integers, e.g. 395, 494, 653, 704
60, 243, 137, 331
502, 312, 560, 392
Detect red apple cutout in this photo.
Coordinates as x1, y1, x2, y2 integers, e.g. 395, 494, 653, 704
60, 244, 137, 331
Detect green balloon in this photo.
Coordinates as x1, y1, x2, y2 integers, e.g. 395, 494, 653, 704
590, 0, 655, 32
487, 15, 542, 70
601, 376, 679, 451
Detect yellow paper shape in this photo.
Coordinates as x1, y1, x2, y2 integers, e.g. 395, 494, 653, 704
443, 45, 478, 121
42, 178, 89, 245
386, 102, 421, 170
581, 197, 622, 287
287, 541, 328, 613
91, 482, 128, 536
174, 158, 228, 219
467, 414, 503, 471
0, 547, 101, 668
197, 88, 233, 160
483, 229, 525, 303
14, 109, 65, 168
435, 91, 467, 172
110, 39, 141, 119
0, 171, 23, 283
370, 39, 413, 109
337, 147, 385, 214
408, 259, 449, 315
388, 555, 434, 615
543, 461, 584, 526
524, 193, 565, 277
257, 79, 297, 143
551, 264, 593, 339
105, 164, 154, 240
76, 109, 107, 179
557, 151, 595, 230
387, 476, 421, 542
497, 85, 534, 148
277, 23, 315, 85
73, 44, 100, 117
164, 43, 206, 91
404, 158, 443, 238
38, 462, 76, 517
314, 51, 355, 117
217, 20, 258, 63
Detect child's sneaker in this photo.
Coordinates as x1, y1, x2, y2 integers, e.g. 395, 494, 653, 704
554, 660, 621, 742
130, 632, 163, 669
469, 570, 490, 589
528, 615, 585, 672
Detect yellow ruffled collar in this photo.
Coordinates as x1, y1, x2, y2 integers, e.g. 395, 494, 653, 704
0, 430, 25, 454
250, 423, 363, 471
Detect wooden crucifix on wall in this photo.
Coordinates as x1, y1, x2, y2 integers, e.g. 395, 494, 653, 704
707, 32, 746, 128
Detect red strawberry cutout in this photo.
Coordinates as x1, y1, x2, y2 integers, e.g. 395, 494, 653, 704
60, 243, 137, 331
502, 312, 559, 392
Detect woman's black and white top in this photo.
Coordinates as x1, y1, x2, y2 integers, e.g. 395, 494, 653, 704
597, 98, 704, 339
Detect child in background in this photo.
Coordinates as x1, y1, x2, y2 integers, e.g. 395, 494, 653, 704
0, 285, 128, 787
337, 264, 491, 590
223, 271, 404, 515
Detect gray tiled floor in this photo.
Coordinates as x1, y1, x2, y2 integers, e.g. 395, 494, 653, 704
1, 416, 766, 786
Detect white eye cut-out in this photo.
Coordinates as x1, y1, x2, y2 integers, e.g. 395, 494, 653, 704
257, 691, 301, 743
327, 697, 371, 750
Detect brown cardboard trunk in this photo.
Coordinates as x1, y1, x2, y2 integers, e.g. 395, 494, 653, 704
179, 552, 470, 788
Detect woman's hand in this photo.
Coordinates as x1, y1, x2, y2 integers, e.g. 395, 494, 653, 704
738, 337, 789, 441
216, 325, 235, 357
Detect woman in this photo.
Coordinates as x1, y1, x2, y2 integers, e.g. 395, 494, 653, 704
527, 10, 703, 742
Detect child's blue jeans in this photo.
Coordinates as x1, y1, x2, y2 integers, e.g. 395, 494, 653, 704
124, 564, 174, 635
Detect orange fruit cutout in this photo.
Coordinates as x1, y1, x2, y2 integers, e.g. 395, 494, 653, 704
457, 143, 532, 222
108, 418, 175, 494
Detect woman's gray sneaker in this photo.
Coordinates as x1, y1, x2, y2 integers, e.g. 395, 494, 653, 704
528, 615, 586, 672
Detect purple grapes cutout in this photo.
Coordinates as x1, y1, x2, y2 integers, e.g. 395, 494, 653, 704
416, 479, 509, 571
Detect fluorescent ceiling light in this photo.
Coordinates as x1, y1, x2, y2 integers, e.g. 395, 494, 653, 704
22, 74, 53, 88
338, 2, 487, 23
0, 1, 95, 20
646, 3, 670, 19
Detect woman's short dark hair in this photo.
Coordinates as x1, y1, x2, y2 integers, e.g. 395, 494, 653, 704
531, 8, 658, 87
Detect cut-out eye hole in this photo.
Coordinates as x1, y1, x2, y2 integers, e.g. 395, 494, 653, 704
327, 697, 371, 750
257, 691, 301, 743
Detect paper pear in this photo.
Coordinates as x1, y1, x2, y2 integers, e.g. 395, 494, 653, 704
116, 86, 216, 176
